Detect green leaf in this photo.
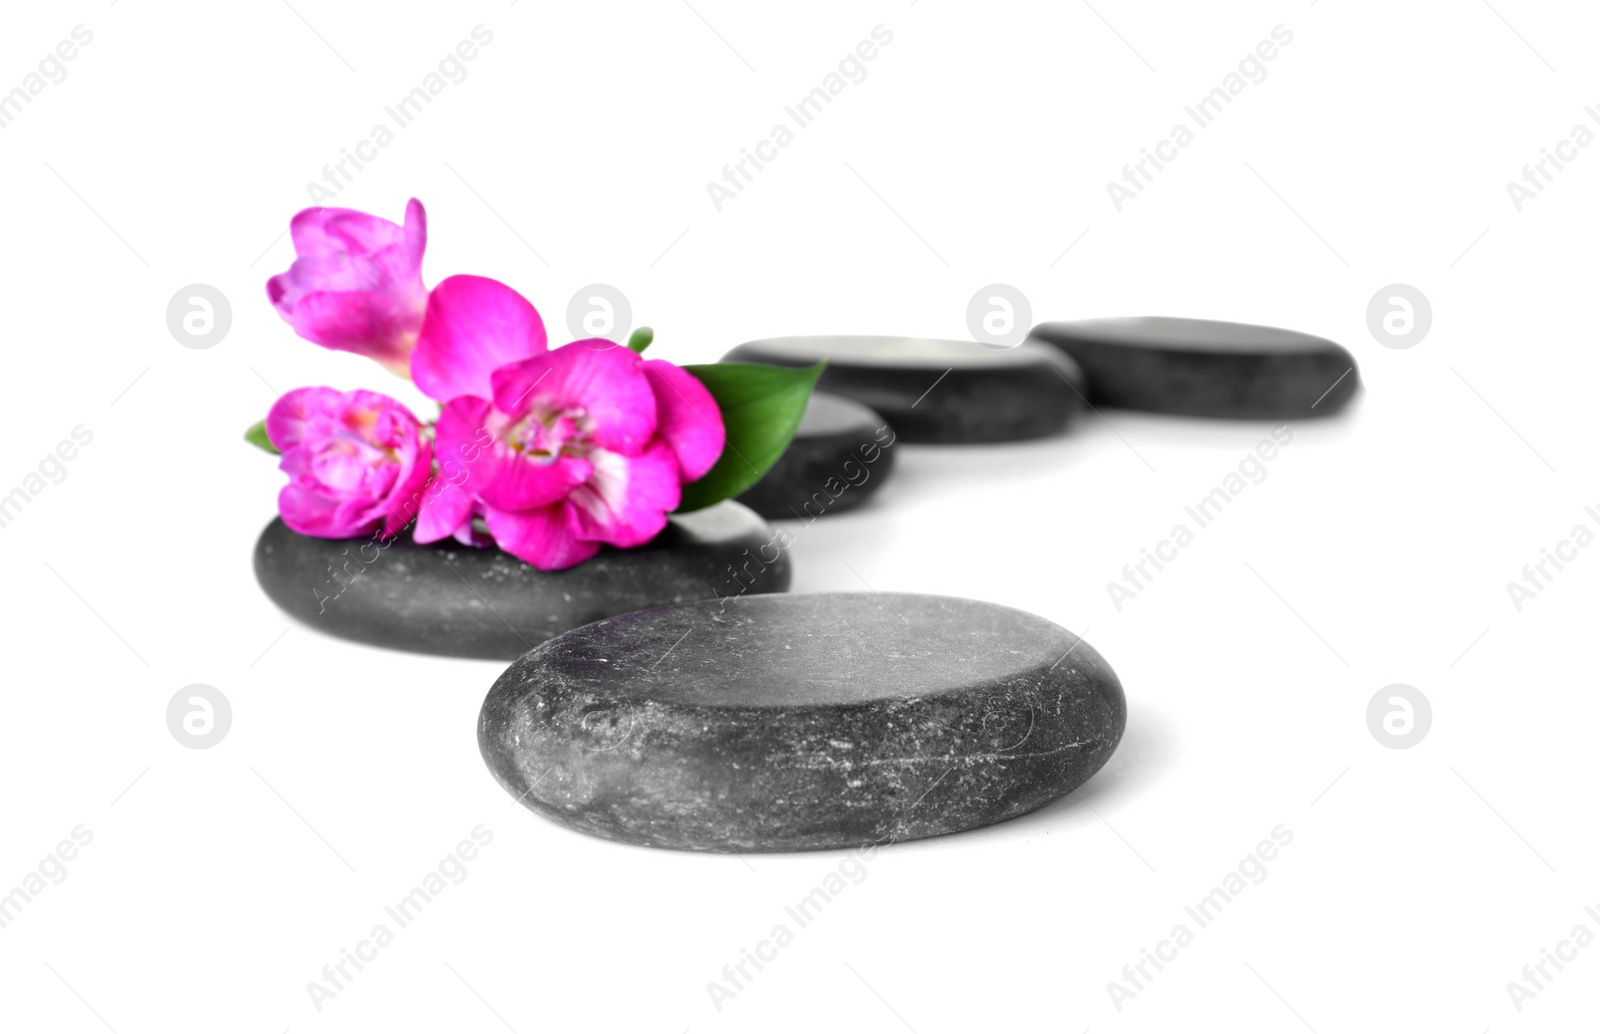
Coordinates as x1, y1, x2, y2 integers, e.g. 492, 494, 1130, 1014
245, 420, 280, 455
627, 326, 654, 354
675, 360, 825, 513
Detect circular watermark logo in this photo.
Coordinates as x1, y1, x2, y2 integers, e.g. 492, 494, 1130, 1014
572, 693, 634, 752
566, 284, 631, 344
166, 284, 232, 349
966, 284, 1031, 350
166, 684, 232, 749
1366, 284, 1431, 350
1366, 684, 1431, 749
967, 687, 1034, 752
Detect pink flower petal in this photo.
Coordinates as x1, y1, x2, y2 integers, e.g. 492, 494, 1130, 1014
411, 275, 548, 402
264, 386, 340, 451
483, 503, 599, 571
401, 197, 427, 270
266, 387, 431, 540
414, 478, 475, 544
268, 202, 428, 373
566, 443, 681, 548
642, 360, 725, 481
475, 446, 594, 513
435, 395, 593, 512
431, 395, 495, 478
490, 341, 656, 455
375, 423, 432, 541
274, 292, 415, 374
289, 205, 398, 255
277, 482, 346, 538
452, 513, 493, 547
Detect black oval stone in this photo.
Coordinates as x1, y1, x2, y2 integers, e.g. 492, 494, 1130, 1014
479, 593, 1126, 852
253, 502, 791, 660
1028, 317, 1360, 418
722, 336, 1084, 444
734, 392, 897, 520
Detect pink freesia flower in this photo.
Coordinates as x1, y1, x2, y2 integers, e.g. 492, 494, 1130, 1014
267, 387, 434, 540
266, 199, 428, 376
412, 275, 724, 570
408, 272, 547, 402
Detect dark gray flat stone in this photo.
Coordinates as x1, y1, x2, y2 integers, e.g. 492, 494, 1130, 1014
479, 593, 1125, 852
1029, 317, 1359, 418
722, 336, 1084, 444
735, 392, 897, 520
253, 502, 791, 660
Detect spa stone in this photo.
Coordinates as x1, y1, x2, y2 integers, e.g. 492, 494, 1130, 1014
253, 501, 790, 660
735, 392, 896, 520
479, 592, 1126, 852
722, 336, 1084, 444
1028, 317, 1359, 418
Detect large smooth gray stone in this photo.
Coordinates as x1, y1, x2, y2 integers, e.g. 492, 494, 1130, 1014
1029, 317, 1360, 418
735, 392, 896, 520
479, 593, 1126, 852
722, 336, 1084, 443
253, 502, 791, 660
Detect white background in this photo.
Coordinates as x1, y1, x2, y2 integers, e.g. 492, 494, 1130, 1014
1, 1, 1595, 1030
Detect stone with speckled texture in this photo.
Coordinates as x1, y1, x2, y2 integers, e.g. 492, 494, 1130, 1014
252, 501, 791, 660
478, 592, 1125, 852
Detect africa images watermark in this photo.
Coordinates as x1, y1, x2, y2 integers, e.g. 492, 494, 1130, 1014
784, 423, 896, 524
705, 24, 895, 212
0, 825, 95, 931
1106, 824, 1295, 1012
705, 841, 879, 1012
1106, 426, 1293, 611
712, 424, 897, 607
0, 424, 94, 531
1105, 24, 1294, 212
0, 24, 94, 131
307, 423, 493, 612
305, 825, 495, 1012
1504, 903, 1600, 1014
304, 25, 495, 202
1504, 504, 1600, 612
1504, 105, 1600, 213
